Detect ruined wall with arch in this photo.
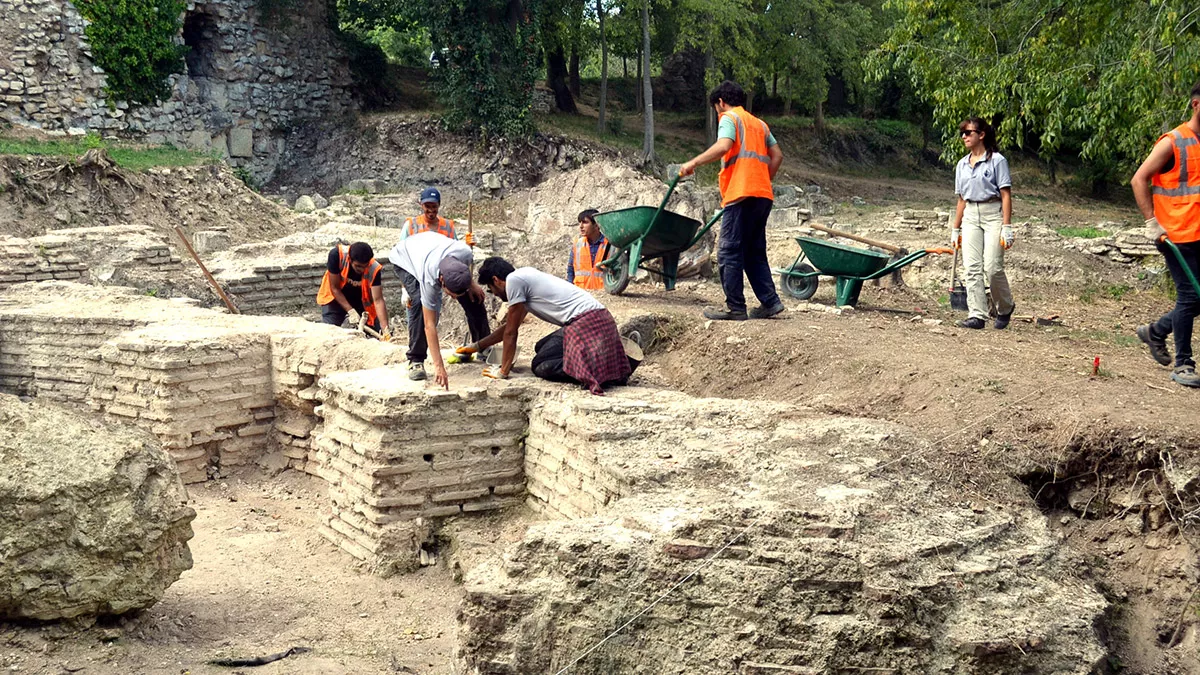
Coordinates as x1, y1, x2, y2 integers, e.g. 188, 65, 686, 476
0, 0, 355, 181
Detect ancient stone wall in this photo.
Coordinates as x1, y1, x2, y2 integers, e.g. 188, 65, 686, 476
311, 367, 530, 574
524, 397, 629, 519
0, 0, 354, 180
0, 234, 87, 290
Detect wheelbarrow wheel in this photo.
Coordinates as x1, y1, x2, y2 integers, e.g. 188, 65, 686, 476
781, 264, 818, 300
604, 250, 632, 295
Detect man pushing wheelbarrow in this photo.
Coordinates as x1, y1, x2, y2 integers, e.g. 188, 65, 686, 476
679, 80, 786, 321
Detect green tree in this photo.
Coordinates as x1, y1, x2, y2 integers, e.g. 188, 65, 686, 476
75, 0, 188, 106
870, 0, 1200, 175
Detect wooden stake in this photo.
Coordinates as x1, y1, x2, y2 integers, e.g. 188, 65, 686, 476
173, 226, 240, 314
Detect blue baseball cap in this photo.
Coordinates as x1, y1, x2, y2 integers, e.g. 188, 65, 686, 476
419, 187, 441, 204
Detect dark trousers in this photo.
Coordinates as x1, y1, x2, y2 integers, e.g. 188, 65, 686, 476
320, 302, 382, 336
1150, 240, 1200, 368
395, 265, 490, 363
530, 328, 640, 385
718, 197, 782, 313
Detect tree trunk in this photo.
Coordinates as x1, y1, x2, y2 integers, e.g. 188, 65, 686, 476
623, 56, 627, 79
640, 0, 654, 164
569, 47, 581, 98
784, 74, 792, 115
635, 47, 643, 112
597, 0, 608, 134
704, 49, 715, 144
547, 45, 577, 113
772, 71, 777, 97
746, 89, 755, 113
814, 99, 825, 132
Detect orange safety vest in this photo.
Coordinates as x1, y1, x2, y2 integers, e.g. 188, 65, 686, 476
573, 236, 608, 290
1152, 123, 1200, 244
718, 107, 775, 206
404, 215, 456, 239
316, 245, 383, 324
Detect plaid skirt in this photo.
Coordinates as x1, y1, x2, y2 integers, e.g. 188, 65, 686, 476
563, 308, 631, 395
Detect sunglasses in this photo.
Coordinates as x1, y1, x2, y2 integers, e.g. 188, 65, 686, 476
961, 129, 979, 137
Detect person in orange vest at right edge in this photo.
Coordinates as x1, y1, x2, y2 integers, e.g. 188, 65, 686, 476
679, 80, 785, 321
1133, 80, 1200, 388
316, 241, 391, 340
567, 209, 608, 290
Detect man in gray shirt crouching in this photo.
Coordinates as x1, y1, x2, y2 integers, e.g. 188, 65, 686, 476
456, 257, 640, 395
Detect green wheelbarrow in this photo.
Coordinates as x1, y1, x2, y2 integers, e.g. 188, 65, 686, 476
593, 175, 723, 294
777, 236, 956, 307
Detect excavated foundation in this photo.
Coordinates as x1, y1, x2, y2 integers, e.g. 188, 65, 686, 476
0, 281, 1122, 673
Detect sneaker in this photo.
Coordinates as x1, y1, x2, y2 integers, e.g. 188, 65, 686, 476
408, 361, 426, 381
1171, 365, 1200, 388
749, 303, 786, 319
703, 307, 748, 321
446, 352, 475, 365
1137, 325, 1172, 366
994, 305, 1015, 330
958, 317, 986, 330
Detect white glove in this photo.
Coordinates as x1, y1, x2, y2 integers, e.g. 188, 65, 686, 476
346, 308, 361, 327
401, 287, 411, 308
1000, 226, 1015, 249
1146, 217, 1167, 242
951, 228, 962, 249
482, 365, 509, 380
357, 312, 367, 330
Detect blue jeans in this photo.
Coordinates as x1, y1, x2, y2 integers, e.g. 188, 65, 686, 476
718, 197, 781, 313
1151, 240, 1200, 368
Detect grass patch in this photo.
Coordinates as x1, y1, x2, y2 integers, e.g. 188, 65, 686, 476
1055, 226, 1109, 239
1079, 283, 1134, 304
0, 133, 212, 171
1085, 330, 1139, 348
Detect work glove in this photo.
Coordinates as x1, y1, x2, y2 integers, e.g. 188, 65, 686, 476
951, 228, 962, 250
346, 308, 361, 327
401, 287, 411, 309
456, 343, 479, 355
464, 232, 476, 247
381, 329, 393, 342
1000, 226, 1015, 250
357, 312, 367, 330
1146, 217, 1167, 242
482, 365, 509, 380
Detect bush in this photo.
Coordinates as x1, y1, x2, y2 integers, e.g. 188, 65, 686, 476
75, 0, 188, 106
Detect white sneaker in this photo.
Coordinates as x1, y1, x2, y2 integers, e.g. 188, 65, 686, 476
408, 362, 426, 381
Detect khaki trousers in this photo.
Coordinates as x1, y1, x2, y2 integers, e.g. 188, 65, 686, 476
962, 201, 1013, 320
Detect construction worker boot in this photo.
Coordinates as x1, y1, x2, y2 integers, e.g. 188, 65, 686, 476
703, 307, 748, 321
1137, 325, 1172, 366
1171, 365, 1200, 388
408, 362, 427, 381
749, 303, 786, 319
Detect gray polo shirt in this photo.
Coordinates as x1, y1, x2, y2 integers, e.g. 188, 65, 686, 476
954, 152, 1011, 202
389, 231, 473, 313
505, 267, 603, 326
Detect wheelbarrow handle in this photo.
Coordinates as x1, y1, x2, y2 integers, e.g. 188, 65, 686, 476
924, 247, 956, 255
1160, 235, 1200, 295
686, 208, 725, 249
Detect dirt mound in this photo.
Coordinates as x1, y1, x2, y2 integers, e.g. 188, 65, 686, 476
0, 394, 195, 621
0, 153, 297, 244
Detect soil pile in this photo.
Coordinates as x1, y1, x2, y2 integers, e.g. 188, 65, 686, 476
0, 394, 196, 621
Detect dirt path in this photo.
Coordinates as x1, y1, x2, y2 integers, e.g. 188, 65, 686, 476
1, 473, 464, 675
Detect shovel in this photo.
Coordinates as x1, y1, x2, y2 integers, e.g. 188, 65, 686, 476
948, 246, 968, 312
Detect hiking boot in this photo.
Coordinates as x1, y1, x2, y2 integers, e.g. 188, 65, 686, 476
749, 303, 786, 319
408, 361, 426, 381
1171, 365, 1200, 388
1137, 325, 1172, 366
958, 317, 986, 330
703, 307, 748, 321
994, 305, 1015, 330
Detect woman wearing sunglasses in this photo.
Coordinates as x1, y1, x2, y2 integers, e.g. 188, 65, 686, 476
950, 117, 1016, 329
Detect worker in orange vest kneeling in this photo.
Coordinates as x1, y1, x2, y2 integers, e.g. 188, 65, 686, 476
568, 209, 608, 291
316, 241, 391, 340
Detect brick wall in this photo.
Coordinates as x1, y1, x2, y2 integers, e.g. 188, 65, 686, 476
311, 367, 531, 574
0, 235, 87, 290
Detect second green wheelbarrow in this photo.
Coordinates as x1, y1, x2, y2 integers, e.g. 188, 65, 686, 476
593, 175, 723, 294
777, 236, 955, 307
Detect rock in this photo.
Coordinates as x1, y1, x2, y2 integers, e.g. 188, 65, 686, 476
766, 207, 802, 229
311, 194, 329, 210
192, 230, 232, 255
0, 395, 195, 621
294, 195, 316, 213
482, 173, 502, 191
343, 179, 386, 194
773, 185, 805, 209
228, 128, 254, 158
851, 196, 867, 207
809, 192, 836, 217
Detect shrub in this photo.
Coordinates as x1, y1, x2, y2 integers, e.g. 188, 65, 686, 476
75, 0, 188, 106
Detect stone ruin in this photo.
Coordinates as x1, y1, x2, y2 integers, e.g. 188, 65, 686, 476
0, 276, 1120, 669
0, 0, 353, 180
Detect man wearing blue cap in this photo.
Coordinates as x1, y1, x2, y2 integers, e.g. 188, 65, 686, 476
390, 231, 491, 388
399, 187, 477, 246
